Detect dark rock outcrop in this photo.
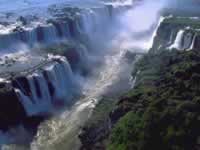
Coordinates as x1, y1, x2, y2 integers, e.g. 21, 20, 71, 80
194, 35, 200, 49
0, 86, 26, 131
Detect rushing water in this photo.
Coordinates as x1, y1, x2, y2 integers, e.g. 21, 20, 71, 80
29, 17, 164, 150
0, 0, 168, 149
2, 45, 135, 150
1, 16, 163, 149
169, 30, 185, 49
30, 48, 134, 150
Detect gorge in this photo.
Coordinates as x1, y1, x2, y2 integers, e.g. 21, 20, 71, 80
0, 0, 199, 150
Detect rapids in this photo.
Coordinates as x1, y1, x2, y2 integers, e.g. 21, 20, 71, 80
0, 0, 169, 149
169, 30, 185, 50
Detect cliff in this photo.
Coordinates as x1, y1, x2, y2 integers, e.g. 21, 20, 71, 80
108, 49, 200, 150
0, 54, 76, 131
79, 17, 200, 150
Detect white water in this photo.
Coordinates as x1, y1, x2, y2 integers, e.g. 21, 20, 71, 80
113, 0, 166, 52
169, 30, 184, 50
0, 3, 125, 52
30, 48, 133, 150
14, 58, 80, 116
182, 32, 194, 50
188, 33, 196, 50
169, 30, 197, 51
0, 22, 72, 51
29, 18, 165, 150
168, 31, 174, 45
0, 0, 168, 149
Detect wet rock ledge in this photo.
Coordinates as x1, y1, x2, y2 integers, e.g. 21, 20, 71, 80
0, 53, 64, 131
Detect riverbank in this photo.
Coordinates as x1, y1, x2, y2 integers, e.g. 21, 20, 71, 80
80, 48, 200, 150
79, 16, 200, 150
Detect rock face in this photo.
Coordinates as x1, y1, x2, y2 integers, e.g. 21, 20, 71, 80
0, 54, 80, 131
169, 29, 200, 51
0, 3, 132, 132
0, 86, 26, 131
79, 120, 111, 150
79, 16, 200, 150
0, 85, 46, 131
0, 4, 128, 52
194, 35, 200, 49
152, 17, 200, 52
78, 98, 115, 150
80, 49, 200, 150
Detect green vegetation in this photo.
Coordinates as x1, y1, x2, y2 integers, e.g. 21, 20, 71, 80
80, 17, 200, 150
163, 17, 200, 29
108, 111, 144, 150
108, 49, 200, 150
151, 17, 200, 51
79, 98, 116, 150
84, 98, 115, 129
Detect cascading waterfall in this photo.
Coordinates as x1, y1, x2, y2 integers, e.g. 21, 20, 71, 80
0, 3, 129, 120
40, 25, 58, 44
0, 0, 168, 149
0, 3, 130, 148
25, 29, 38, 47
182, 32, 194, 50
14, 57, 80, 116
168, 29, 197, 50
167, 30, 174, 45
169, 30, 185, 50
79, 5, 124, 43
189, 33, 196, 50
0, 5, 125, 52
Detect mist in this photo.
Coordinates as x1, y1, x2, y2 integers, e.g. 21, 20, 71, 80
107, 0, 200, 51
100, 0, 166, 52
0, 0, 199, 149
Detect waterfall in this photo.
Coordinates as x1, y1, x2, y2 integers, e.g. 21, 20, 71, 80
40, 25, 58, 44
169, 30, 196, 50
0, 22, 71, 51
15, 74, 53, 116
25, 29, 38, 47
148, 17, 165, 50
167, 31, 174, 45
80, 10, 95, 35
0, 4, 128, 52
0, 6, 115, 50
57, 22, 70, 38
0, 2, 133, 136
14, 58, 79, 116
79, 6, 112, 39
169, 30, 185, 50
182, 32, 194, 50
188, 33, 196, 50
